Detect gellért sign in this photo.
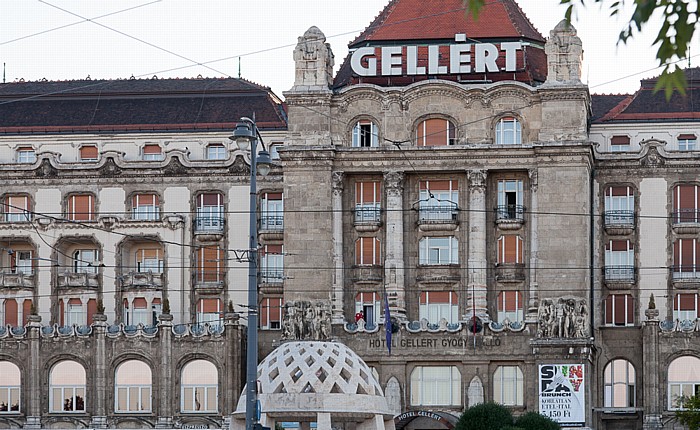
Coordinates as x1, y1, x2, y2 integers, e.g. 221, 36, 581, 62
350, 42, 522, 77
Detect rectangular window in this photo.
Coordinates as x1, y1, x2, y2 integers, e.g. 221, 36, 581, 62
604, 240, 635, 281
610, 135, 631, 152
64, 298, 86, 326
673, 239, 700, 279
79, 145, 98, 161
419, 291, 458, 324
495, 117, 522, 145
51, 386, 85, 412
352, 120, 379, 147
355, 181, 381, 223
67, 194, 95, 221
355, 237, 381, 265
494, 366, 524, 406
3, 195, 30, 222
2, 299, 17, 326
497, 180, 524, 220
196, 298, 222, 328
142, 144, 163, 161
419, 236, 458, 265
419, 180, 458, 221
355, 292, 381, 327
260, 245, 283, 283
196, 246, 224, 283
132, 193, 160, 221
0, 384, 20, 413
12, 250, 33, 275
410, 366, 461, 406
674, 294, 699, 321
196, 193, 224, 231
261, 192, 283, 230
16, 147, 36, 164
136, 248, 163, 273
674, 184, 700, 223
497, 291, 523, 323
678, 134, 697, 151
207, 144, 227, 160
260, 297, 283, 330
115, 384, 151, 412
497, 235, 523, 264
605, 186, 634, 225
604, 294, 635, 326
73, 249, 98, 274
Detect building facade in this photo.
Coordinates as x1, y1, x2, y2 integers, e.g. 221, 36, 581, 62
0, 78, 287, 428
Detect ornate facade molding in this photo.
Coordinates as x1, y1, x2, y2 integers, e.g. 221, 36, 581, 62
383, 171, 405, 196
468, 169, 487, 192
331, 171, 344, 196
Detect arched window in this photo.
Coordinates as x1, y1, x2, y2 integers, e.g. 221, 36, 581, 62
493, 365, 523, 405
604, 359, 635, 408
410, 366, 461, 406
181, 360, 218, 413
115, 360, 152, 412
669, 356, 700, 410
495, 117, 522, 145
0, 361, 20, 413
352, 120, 379, 148
416, 118, 457, 147
50, 361, 86, 412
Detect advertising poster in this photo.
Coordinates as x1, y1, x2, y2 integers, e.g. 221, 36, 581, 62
538, 364, 585, 427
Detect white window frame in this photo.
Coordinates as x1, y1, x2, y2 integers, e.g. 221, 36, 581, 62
604, 294, 635, 327
497, 180, 524, 220
136, 249, 163, 273
49, 362, 86, 413
65, 300, 86, 326
196, 194, 224, 231
604, 359, 636, 408
419, 292, 458, 324
605, 240, 634, 281
419, 236, 458, 265
260, 246, 284, 283
4, 196, 30, 222
497, 291, 523, 323
73, 249, 98, 274
355, 181, 381, 224
668, 356, 700, 410
679, 136, 697, 151
261, 193, 284, 230
352, 120, 379, 148
141, 145, 163, 161
493, 365, 524, 406
410, 366, 461, 406
15, 251, 33, 275
206, 144, 227, 160
495, 117, 522, 145
79, 145, 99, 162
605, 186, 634, 225
355, 292, 381, 327
419, 182, 458, 222
260, 297, 283, 330
0, 362, 20, 414
610, 135, 631, 152
674, 293, 698, 322
132, 194, 160, 221
16, 148, 36, 164
196, 300, 222, 329
114, 361, 152, 413
181, 361, 218, 413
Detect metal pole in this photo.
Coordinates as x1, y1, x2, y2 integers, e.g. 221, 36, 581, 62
245, 114, 259, 430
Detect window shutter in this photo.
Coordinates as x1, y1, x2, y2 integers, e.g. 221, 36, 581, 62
137, 248, 160, 262
679, 294, 696, 310
143, 144, 161, 154
610, 240, 629, 252
152, 298, 161, 305
604, 296, 612, 324
679, 134, 697, 140
4, 299, 17, 326
6, 195, 28, 213
80, 145, 98, 160
500, 236, 522, 264
270, 298, 282, 323
423, 180, 452, 191
265, 192, 282, 200
70, 195, 93, 220
200, 246, 223, 282
611, 136, 630, 145
199, 193, 221, 207
260, 299, 269, 327
87, 298, 97, 325
419, 291, 428, 305
59, 299, 64, 326
499, 291, 521, 312
609, 186, 630, 197
626, 295, 634, 324
424, 119, 448, 146
68, 298, 82, 305
427, 291, 453, 304
681, 239, 695, 266
133, 194, 158, 207
133, 298, 147, 309
614, 295, 625, 324
200, 298, 221, 313
675, 185, 697, 211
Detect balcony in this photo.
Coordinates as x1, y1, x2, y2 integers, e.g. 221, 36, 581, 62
193, 271, 225, 292
351, 265, 383, 284
494, 263, 526, 283
56, 271, 99, 289
194, 216, 225, 241
417, 206, 459, 232
672, 210, 700, 234
603, 210, 635, 235
259, 269, 284, 285
495, 205, 525, 230
603, 266, 636, 289
0, 271, 34, 289
354, 206, 382, 232
415, 265, 461, 284
121, 271, 163, 289
672, 266, 700, 288
259, 215, 284, 240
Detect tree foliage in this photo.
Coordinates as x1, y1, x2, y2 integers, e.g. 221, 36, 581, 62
515, 411, 561, 430
456, 402, 514, 430
464, 0, 697, 98
676, 394, 700, 430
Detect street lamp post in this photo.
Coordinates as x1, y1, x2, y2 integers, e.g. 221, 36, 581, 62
230, 115, 272, 430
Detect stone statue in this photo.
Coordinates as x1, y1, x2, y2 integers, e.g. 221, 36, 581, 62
545, 20, 583, 84
281, 301, 331, 341
537, 297, 589, 338
291, 26, 334, 89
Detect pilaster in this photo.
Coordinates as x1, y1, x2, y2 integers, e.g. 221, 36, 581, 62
91, 313, 108, 429
331, 171, 345, 323
383, 171, 406, 319
156, 313, 174, 428
643, 305, 662, 430
527, 168, 539, 320
25, 315, 42, 429
467, 169, 489, 320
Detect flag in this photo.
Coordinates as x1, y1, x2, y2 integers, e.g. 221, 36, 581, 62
384, 292, 392, 355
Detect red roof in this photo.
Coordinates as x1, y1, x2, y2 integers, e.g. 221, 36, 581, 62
350, 0, 545, 46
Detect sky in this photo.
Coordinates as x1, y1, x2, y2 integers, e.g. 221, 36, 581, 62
1, 0, 698, 98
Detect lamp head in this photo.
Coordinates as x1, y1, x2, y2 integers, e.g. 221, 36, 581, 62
230, 122, 254, 151
256, 150, 272, 177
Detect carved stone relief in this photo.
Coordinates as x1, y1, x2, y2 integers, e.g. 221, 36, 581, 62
537, 297, 589, 338
383, 171, 405, 197
468, 169, 487, 192
281, 300, 331, 341
385, 376, 401, 416
331, 171, 344, 196
467, 376, 484, 407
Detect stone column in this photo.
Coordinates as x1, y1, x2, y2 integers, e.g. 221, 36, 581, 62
156, 314, 173, 428
331, 172, 345, 324
25, 315, 42, 429
224, 313, 241, 416
91, 314, 108, 429
527, 169, 539, 320
467, 170, 489, 319
643, 304, 662, 430
384, 171, 406, 319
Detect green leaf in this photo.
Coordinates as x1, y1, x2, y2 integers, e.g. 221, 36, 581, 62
654, 66, 688, 101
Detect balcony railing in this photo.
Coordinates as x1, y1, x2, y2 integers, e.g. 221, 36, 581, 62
604, 266, 636, 282
672, 210, 700, 224
194, 271, 225, 284
672, 266, 700, 280
495, 205, 525, 221
4, 212, 32, 222
260, 215, 284, 231
131, 208, 161, 221
352, 265, 383, 283
418, 206, 459, 223
194, 216, 225, 232
0, 271, 34, 288
56, 272, 99, 288
259, 269, 284, 284
604, 210, 635, 226
121, 271, 163, 289
354, 206, 381, 224
494, 263, 526, 282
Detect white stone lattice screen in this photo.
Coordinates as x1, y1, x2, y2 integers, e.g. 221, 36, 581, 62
258, 342, 383, 396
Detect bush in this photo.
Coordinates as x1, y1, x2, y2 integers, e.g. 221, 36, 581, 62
514, 412, 560, 430
501, 427, 523, 430
456, 402, 514, 430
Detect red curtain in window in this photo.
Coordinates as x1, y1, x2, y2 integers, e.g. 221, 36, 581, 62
606, 240, 631, 252
5, 195, 28, 214
498, 236, 523, 264
22, 299, 32, 325
497, 291, 522, 312
260, 297, 282, 327
608, 186, 631, 197
69, 195, 94, 221
198, 298, 221, 313
4, 299, 17, 326
356, 292, 378, 304
421, 119, 449, 146
419, 291, 456, 304
675, 294, 699, 313
198, 193, 222, 207
198, 246, 224, 282
611, 136, 630, 145
604, 295, 634, 325
133, 194, 159, 207
264, 192, 282, 201
143, 145, 162, 154
355, 182, 380, 205
674, 239, 699, 270
355, 237, 380, 265
80, 146, 98, 160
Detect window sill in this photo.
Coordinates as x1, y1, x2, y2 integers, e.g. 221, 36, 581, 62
114, 411, 153, 414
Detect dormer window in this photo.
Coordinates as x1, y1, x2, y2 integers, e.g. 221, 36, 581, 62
16, 147, 36, 164
678, 134, 697, 151
79, 145, 99, 162
610, 135, 630, 152
352, 120, 379, 147
495, 117, 522, 145
207, 144, 226, 160
142, 145, 163, 161
416, 119, 457, 146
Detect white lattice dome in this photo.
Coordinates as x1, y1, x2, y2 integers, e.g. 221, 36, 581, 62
234, 341, 392, 419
